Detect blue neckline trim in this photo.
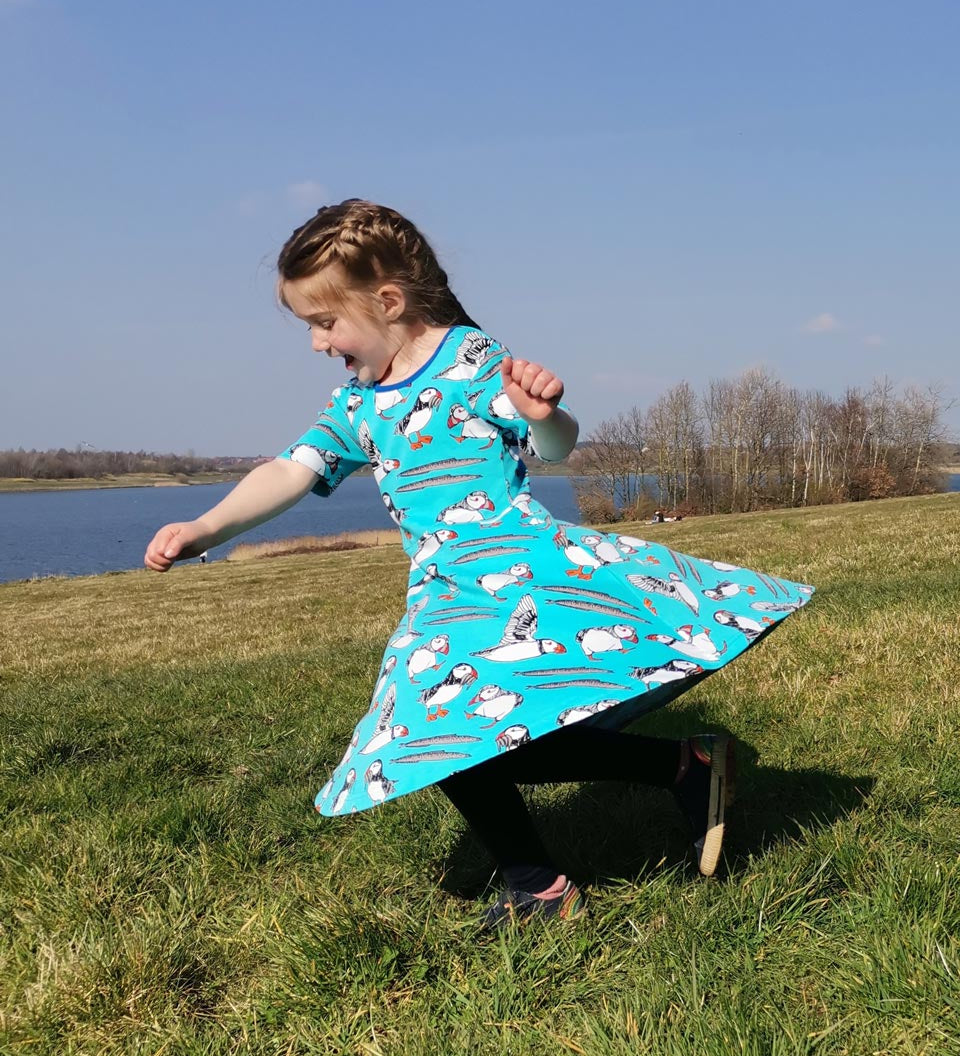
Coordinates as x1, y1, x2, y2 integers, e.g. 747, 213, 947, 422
373, 327, 459, 391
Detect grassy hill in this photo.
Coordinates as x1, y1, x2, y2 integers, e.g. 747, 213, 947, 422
2, 495, 959, 1054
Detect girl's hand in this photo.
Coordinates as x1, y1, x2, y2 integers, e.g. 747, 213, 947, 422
144, 519, 214, 572
501, 356, 564, 422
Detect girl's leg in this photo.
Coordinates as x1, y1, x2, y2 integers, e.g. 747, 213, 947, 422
489, 725, 684, 787
440, 727, 682, 888
485, 723, 732, 879
438, 761, 561, 895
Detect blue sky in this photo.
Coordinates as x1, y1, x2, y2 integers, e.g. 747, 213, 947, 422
1, 0, 958, 454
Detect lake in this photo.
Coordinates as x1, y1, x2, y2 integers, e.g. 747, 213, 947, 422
0, 476, 583, 584
1, 474, 957, 585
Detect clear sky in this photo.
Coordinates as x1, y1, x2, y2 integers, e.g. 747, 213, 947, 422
1, 0, 958, 455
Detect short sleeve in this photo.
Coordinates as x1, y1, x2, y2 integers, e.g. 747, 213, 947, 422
277, 385, 368, 496
463, 339, 577, 463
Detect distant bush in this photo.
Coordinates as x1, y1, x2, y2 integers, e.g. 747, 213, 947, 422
0, 448, 261, 480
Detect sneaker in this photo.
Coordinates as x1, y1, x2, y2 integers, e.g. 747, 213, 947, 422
482, 879, 587, 930
672, 734, 736, 877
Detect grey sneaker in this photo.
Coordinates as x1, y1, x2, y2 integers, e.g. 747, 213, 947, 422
482, 879, 587, 930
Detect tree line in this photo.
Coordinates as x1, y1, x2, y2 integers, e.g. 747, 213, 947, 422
568, 370, 955, 521
0, 448, 259, 481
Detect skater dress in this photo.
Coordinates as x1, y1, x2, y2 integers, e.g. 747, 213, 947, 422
278, 327, 814, 817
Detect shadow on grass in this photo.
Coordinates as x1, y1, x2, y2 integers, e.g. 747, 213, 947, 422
438, 734, 875, 896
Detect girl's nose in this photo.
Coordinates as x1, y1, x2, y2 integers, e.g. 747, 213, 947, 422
311, 329, 330, 353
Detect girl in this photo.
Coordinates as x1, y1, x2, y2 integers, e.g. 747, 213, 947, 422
145, 199, 813, 928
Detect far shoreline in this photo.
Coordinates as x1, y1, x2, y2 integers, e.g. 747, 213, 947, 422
1, 463, 957, 496
0, 473, 248, 494
0, 462, 579, 494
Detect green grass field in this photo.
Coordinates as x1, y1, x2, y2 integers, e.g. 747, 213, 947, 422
2, 495, 959, 1055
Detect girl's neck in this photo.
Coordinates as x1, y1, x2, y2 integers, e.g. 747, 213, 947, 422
377, 322, 452, 386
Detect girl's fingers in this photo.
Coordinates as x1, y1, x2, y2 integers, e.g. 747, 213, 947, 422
501, 355, 564, 406
145, 524, 187, 570
538, 376, 563, 401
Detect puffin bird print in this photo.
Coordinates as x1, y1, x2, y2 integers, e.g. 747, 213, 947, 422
630, 658, 704, 687
626, 572, 700, 616
345, 392, 363, 424
389, 595, 429, 649
371, 656, 397, 707
446, 404, 499, 448
499, 492, 549, 527
331, 768, 357, 814
646, 625, 726, 662
359, 720, 408, 756
382, 492, 409, 528
470, 594, 566, 663
394, 387, 442, 449
714, 609, 764, 640
434, 332, 495, 381
364, 760, 396, 803
702, 579, 755, 602
556, 699, 619, 726
554, 527, 602, 580
288, 443, 341, 479
374, 386, 407, 419
437, 490, 496, 525
487, 391, 521, 420
464, 683, 523, 727
580, 533, 624, 566
418, 663, 479, 721
407, 563, 459, 603
575, 623, 639, 660
357, 420, 401, 484
411, 528, 458, 570
616, 535, 650, 554
477, 562, 533, 601
359, 678, 407, 754
495, 724, 531, 751
407, 634, 450, 683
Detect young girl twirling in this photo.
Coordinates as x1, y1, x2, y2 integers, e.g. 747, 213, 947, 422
145, 200, 812, 928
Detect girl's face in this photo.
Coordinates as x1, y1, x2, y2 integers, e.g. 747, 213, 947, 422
282, 273, 399, 388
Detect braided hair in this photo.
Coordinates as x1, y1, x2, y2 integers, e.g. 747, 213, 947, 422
277, 199, 480, 330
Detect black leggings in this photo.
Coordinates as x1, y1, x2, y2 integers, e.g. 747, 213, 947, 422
438, 725, 682, 894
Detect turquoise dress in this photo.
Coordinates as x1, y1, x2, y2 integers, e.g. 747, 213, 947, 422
278, 327, 813, 816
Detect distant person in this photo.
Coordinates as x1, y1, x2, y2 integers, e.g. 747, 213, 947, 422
144, 199, 814, 929
198, 550, 208, 564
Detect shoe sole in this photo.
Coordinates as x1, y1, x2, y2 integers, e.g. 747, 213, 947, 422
699, 736, 736, 878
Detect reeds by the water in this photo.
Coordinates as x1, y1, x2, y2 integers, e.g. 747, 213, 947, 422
227, 528, 400, 561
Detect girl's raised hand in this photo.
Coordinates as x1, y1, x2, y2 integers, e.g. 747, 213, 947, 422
144, 519, 214, 572
500, 356, 564, 422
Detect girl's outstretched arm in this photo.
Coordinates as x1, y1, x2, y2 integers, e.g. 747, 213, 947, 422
500, 356, 579, 462
144, 458, 318, 571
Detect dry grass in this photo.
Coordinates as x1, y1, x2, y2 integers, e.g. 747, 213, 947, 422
226, 529, 402, 561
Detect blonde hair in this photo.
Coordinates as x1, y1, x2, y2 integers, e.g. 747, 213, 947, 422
277, 199, 480, 329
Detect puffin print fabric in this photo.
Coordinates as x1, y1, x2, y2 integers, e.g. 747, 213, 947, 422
278, 327, 814, 817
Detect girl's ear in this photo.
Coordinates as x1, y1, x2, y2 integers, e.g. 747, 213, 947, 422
376, 282, 407, 322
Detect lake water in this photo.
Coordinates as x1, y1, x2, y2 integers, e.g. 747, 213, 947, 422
0, 475, 583, 584
1, 474, 957, 585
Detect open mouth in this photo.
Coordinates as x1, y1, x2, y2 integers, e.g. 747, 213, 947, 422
344, 355, 356, 370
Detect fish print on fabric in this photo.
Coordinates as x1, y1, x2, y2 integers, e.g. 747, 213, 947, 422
279, 327, 814, 816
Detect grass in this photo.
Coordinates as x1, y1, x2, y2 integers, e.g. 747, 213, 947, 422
1, 493, 959, 1054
